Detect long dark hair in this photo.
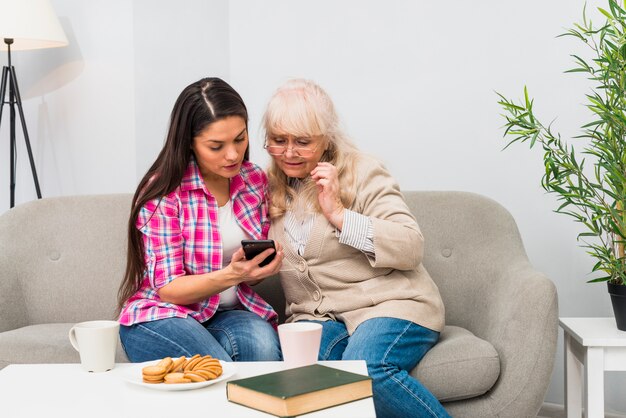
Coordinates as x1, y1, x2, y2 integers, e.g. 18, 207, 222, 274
117, 77, 249, 313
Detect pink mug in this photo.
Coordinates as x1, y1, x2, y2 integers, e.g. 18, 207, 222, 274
278, 322, 323, 369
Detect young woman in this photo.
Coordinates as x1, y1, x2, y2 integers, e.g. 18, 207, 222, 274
117, 77, 283, 362
262, 79, 450, 418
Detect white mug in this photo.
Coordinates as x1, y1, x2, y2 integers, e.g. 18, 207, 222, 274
69, 320, 120, 373
278, 322, 323, 369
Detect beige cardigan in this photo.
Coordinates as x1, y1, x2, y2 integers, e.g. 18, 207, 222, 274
269, 155, 445, 334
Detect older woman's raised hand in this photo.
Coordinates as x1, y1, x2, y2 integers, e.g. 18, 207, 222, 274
311, 162, 345, 230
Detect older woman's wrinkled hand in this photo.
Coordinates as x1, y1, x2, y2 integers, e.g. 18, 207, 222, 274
311, 162, 345, 230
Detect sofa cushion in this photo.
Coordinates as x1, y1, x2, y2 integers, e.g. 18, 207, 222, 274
0, 324, 128, 370
414, 325, 500, 401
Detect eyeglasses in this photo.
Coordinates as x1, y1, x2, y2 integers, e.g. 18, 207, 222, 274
264, 136, 320, 157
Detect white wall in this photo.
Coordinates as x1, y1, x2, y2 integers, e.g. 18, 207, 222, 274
0, 0, 136, 207
133, 0, 230, 180
0, 0, 623, 413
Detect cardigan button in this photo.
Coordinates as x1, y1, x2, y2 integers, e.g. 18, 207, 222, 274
298, 261, 306, 272
442, 248, 452, 258
313, 290, 321, 301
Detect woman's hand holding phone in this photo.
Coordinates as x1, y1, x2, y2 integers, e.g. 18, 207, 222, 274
226, 240, 283, 284
241, 240, 278, 267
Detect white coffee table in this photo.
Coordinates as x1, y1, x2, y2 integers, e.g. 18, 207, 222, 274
0, 360, 375, 418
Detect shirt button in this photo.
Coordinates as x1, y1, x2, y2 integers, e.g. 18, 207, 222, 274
298, 261, 306, 272
313, 290, 321, 301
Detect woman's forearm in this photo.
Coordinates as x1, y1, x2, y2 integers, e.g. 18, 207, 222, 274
156, 267, 239, 305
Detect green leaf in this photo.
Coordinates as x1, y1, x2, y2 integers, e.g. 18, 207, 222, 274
598, 7, 614, 20
588, 276, 612, 283
523, 86, 531, 109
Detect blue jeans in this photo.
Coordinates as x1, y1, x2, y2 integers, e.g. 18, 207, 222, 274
120, 309, 281, 362
306, 318, 450, 418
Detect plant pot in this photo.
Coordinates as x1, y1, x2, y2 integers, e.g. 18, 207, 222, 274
607, 282, 626, 331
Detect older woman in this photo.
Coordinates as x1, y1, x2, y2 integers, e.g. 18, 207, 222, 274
261, 79, 450, 418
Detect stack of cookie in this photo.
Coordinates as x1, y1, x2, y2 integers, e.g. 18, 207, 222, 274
141, 355, 223, 384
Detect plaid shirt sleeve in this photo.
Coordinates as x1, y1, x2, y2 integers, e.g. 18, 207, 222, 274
137, 193, 186, 289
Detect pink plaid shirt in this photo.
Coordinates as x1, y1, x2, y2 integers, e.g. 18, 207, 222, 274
118, 158, 278, 327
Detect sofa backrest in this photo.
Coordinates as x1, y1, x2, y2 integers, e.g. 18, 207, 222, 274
403, 191, 531, 336
0, 191, 530, 336
0, 194, 132, 325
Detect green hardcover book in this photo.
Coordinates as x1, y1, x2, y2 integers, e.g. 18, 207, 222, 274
226, 364, 373, 417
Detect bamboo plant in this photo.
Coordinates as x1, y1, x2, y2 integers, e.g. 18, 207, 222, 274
497, 0, 626, 285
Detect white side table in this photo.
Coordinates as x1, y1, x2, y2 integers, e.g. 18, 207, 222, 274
559, 317, 626, 418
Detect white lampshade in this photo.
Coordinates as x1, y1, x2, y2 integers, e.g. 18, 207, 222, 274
0, 0, 68, 51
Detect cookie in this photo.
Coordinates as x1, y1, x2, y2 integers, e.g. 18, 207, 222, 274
193, 357, 220, 371
207, 367, 222, 379
183, 355, 203, 372
164, 372, 191, 384
142, 365, 167, 377
141, 364, 167, 384
168, 356, 186, 373
142, 374, 166, 383
156, 356, 173, 370
183, 372, 207, 382
192, 369, 212, 380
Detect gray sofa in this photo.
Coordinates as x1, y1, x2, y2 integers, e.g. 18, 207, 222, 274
0, 192, 557, 417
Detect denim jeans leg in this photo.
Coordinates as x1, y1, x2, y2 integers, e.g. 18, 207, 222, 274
343, 317, 451, 418
119, 316, 231, 362
204, 310, 281, 361
299, 320, 350, 361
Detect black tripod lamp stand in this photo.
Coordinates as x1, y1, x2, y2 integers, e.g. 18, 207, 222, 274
0, 38, 42, 208
0, 0, 68, 208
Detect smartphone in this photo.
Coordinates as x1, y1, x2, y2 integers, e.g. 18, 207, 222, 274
241, 239, 276, 267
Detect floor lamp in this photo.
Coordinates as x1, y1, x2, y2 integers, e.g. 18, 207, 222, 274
0, 0, 68, 208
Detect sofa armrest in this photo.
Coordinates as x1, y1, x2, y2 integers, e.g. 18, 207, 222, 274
0, 269, 28, 334
466, 263, 558, 416
0, 215, 29, 333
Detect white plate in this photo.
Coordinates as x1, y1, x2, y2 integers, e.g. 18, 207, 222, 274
122, 360, 236, 391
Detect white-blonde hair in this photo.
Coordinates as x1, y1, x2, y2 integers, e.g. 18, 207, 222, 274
262, 79, 359, 219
